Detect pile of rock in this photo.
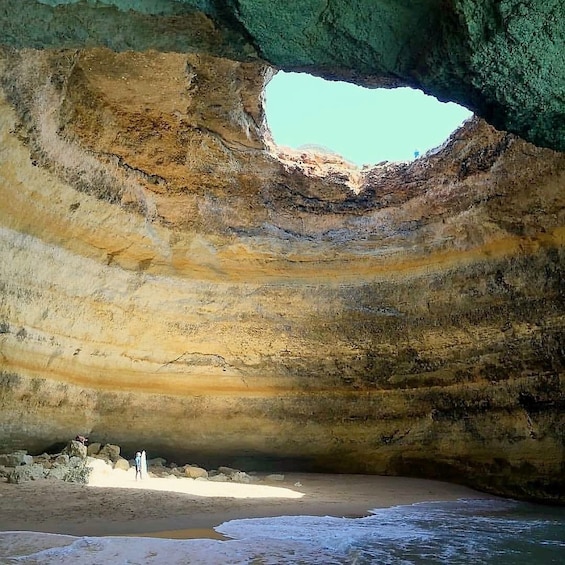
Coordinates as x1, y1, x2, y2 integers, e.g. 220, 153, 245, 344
0, 441, 287, 486
86, 442, 130, 470
147, 463, 257, 484
87, 443, 285, 484
0, 440, 90, 484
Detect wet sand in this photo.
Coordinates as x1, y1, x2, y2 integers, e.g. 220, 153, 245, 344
0, 462, 491, 539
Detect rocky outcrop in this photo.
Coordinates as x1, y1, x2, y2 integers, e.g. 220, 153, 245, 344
0, 442, 91, 484
0, 8, 563, 504
0, 1, 563, 151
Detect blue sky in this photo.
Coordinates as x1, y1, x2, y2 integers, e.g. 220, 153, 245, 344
265, 72, 473, 166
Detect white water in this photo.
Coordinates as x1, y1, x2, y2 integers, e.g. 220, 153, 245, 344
1, 499, 564, 564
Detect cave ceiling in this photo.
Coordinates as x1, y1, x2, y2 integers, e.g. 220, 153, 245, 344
0, 1, 564, 503
1, 0, 564, 152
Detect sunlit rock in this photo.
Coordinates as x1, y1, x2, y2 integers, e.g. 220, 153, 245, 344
0, 4, 563, 504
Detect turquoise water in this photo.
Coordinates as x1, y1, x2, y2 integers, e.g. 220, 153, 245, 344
1, 499, 563, 563
217, 499, 565, 564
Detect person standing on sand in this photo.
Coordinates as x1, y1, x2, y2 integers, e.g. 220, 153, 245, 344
135, 451, 142, 480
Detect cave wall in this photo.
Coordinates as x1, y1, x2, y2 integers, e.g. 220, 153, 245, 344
0, 2, 564, 503
0, 46, 563, 503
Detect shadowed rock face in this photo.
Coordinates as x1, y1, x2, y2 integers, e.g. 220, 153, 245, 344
0, 5, 564, 504
1, 0, 563, 152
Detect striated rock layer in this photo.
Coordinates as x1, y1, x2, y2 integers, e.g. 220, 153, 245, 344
0, 7, 565, 502
0, 26, 564, 503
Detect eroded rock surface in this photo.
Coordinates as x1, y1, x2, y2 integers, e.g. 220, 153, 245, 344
1, 0, 563, 151
0, 7, 564, 504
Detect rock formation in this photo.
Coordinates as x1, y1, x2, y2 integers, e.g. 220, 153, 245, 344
0, 2, 563, 503
0, 441, 91, 484
1, 1, 563, 152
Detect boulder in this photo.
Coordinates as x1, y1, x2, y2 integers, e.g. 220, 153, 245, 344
7, 463, 47, 483
0, 451, 33, 467
217, 466, 239, 477
62, 440, 87, 459
52, 458, 91, 484
33, 453, 53, 466
97, 444, 120, 463
231, 471, 253, 484
53, 454, 70, 466
113, 457, 130, 471
149, 467, 172, 478
265, 474, 285, 482
87, 442, 102, 456
46, 465, 69, 480
184, 465, 208, 479
0, 448, 92, 484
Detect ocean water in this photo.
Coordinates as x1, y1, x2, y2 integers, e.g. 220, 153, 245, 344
1, 499, 563, 564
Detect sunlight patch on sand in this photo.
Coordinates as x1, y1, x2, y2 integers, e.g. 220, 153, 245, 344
87, 459, 304, 500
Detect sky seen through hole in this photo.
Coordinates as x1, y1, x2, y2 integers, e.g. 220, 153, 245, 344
265, 72, 474, 167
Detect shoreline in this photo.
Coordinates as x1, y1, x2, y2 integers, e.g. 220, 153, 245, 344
133, 528, 229, 540
0, 470, 494, 539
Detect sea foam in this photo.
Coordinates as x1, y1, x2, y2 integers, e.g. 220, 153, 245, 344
1, 499, 563, 564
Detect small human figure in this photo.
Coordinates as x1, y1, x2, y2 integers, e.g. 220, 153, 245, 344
414, 150, 420, 159
135, 451, 142, 480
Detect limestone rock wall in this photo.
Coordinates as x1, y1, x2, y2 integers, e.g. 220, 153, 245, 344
0, 48, 563, 503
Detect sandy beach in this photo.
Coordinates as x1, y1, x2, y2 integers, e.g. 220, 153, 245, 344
0, 462, 491, 539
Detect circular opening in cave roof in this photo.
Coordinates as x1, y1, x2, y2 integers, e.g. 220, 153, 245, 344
265, 71, 473, 167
